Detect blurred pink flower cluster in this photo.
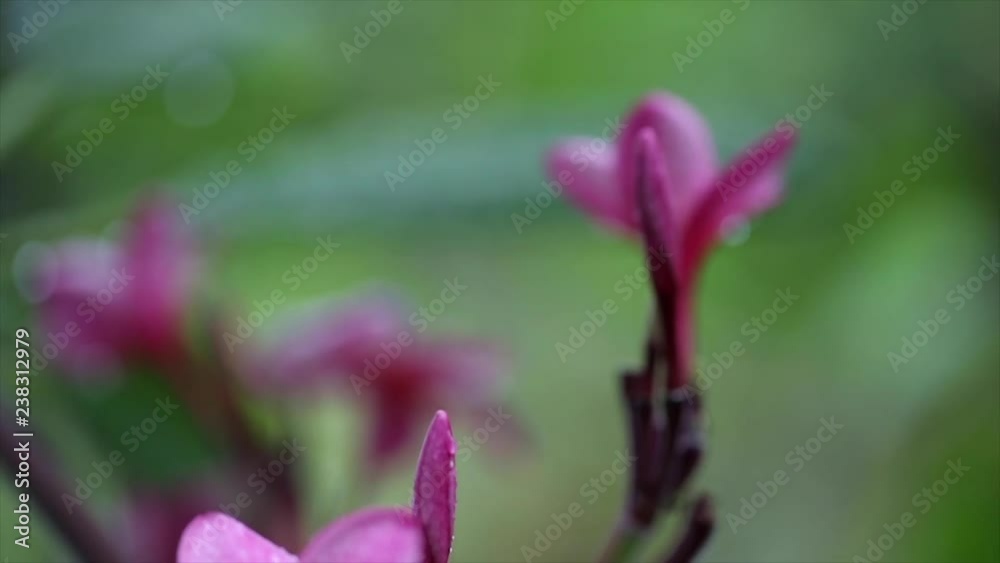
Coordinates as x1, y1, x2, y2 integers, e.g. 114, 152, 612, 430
25, 195, 513, 563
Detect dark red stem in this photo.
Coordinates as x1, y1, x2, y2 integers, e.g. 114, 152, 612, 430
663, 495, 715, 563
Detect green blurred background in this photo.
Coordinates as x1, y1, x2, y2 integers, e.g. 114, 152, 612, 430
1, 1, 998, 561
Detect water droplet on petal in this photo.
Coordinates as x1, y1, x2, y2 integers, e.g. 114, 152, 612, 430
721, 216, 751, 247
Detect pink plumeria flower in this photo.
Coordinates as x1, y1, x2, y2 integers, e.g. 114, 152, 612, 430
547, 92, 797, 388
177, 410, 457, 563
27, 194, 199, 377
238, 293, 514, 472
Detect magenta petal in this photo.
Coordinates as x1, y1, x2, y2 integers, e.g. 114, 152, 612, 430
618, 93, 719, 233
682, 129, 797, 281
299, 507, 424, 563
634, 128, 680, 275
546, 137, 633, 234
297, 293, 409, 353
240, 293, 409, 393
412, 411, 457, 563
37, 238, 121, 297
417, 340, 506, 406
122, 194, 199, 361
634, 129, 690, 388
33, 239, 130, 377
176, 513, 297, 563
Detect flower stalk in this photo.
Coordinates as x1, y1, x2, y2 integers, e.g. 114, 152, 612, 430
599, 129, 713, 561
662, 496, 715, 563
547, 91, 796, 563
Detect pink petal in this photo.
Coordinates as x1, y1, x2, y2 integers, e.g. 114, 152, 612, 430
415, 340, 507, 406
176, 513, 297, 563
240, 293, 410, 393
545, 137, 633, 234
634, 128, 680, 278
122, 194, 199, 361
618, 93, 719, 234
299, 507, 424, 563
633, 129, 689, 389
412, 411, 457, 563
682, 129, 798, 281
32, 239, 131, 377
36, 238, 121, 297
297, 293, 409, 353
